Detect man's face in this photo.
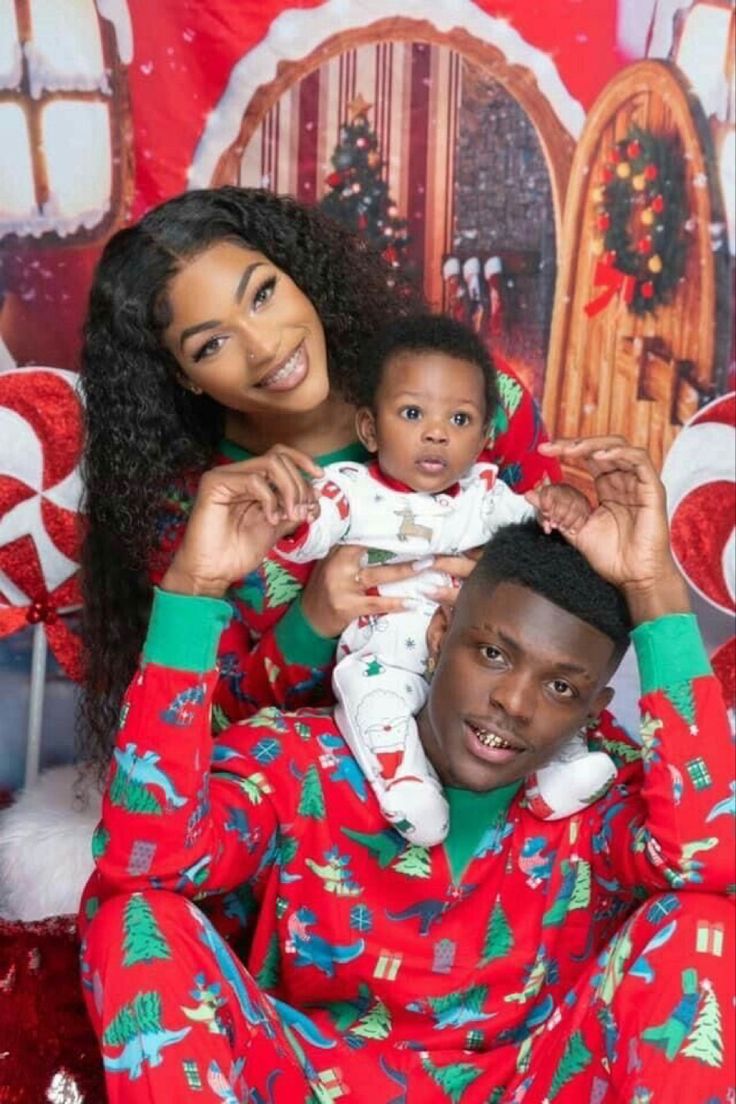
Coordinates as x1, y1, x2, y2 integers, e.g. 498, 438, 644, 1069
418, 579, 616, 791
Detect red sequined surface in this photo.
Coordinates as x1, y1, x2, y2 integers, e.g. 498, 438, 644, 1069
0, 917, 104, 1103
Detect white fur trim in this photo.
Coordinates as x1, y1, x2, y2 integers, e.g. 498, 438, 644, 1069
484, 256, 502, 278
0, 765, 101, 920
462, 256, 481, 277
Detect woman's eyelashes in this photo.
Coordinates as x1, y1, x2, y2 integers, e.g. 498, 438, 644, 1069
253, 275, 277, 310
193, 334, 227, 363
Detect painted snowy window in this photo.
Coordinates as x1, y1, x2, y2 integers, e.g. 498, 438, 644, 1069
0, 0, 132, 242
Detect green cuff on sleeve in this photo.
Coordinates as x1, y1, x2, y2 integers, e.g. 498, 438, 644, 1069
632, 613, 712, 695
274, 597, 338, 667
143, 587, 232, 672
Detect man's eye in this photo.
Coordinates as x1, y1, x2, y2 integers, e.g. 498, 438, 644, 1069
253, 276, 276, 309
550, 679, 575, 698
480, 645, 503, 663
451, 412, 471, 427
193, 335, 226, 362
401, 406, 422, 421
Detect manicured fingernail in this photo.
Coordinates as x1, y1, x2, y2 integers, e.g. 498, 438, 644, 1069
413, 556, 435, 572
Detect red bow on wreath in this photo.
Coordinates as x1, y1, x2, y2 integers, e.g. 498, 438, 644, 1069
584, 260, 637, 317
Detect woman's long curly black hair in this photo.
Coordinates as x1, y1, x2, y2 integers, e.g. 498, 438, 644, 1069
79, 186, 420, 774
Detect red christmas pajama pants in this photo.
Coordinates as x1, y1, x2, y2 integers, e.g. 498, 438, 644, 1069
80, 890, 735, 1104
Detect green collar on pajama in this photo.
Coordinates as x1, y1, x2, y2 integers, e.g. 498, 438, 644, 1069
219, 437, 370, 466
443, 782, 521, 882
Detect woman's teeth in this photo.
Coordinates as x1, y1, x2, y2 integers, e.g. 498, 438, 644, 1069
260, 346, 303, 386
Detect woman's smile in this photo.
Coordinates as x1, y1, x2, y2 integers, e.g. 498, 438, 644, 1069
255, 340, 309, 391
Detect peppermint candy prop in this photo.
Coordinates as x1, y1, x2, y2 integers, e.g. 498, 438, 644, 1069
661, 392, 735, 708
0, 367, 84, 781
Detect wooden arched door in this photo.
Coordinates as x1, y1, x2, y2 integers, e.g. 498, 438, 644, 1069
543, 61, 722, 478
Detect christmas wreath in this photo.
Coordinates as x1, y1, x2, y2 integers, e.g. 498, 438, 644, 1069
586, 126, 687, 317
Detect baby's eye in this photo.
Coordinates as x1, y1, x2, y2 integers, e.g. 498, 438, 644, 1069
451, 411, 472, 427
193, 335, 226, 362
253, 276, 276, 310
400, 406, 422, 421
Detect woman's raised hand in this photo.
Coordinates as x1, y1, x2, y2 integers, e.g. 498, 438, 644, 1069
299, 546, 482, 638
162, 447, 323, 599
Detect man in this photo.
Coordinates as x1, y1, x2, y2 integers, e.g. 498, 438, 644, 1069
80, 437, 734, 1104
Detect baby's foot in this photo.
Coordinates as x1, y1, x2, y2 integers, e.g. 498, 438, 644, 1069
381, 774, 449, 847
524, 734, 616, 820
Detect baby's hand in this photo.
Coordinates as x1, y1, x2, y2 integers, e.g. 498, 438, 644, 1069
526, 481, 591, 537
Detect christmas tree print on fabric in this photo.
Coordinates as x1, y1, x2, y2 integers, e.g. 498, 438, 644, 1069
682, 979, 724, 1068
546, 1030, 593, 1101
421, 1055, 482, 1103
480, 899, 514, 963
122, 894, 172, 966
102, 991, 190, 1080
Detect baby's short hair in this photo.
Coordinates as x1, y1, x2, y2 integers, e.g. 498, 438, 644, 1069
350, 313, 498, 420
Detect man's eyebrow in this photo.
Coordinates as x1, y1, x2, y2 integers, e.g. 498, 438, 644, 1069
484, 625, 592, 677
179, 262, 266, 349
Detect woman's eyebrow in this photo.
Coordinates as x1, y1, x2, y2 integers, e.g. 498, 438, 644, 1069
234, 261, 266, 304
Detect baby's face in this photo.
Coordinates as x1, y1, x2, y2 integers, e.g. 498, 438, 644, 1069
357, 351, 488, 493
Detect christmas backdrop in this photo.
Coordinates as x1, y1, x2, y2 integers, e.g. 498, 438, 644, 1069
0, 0, 734, 789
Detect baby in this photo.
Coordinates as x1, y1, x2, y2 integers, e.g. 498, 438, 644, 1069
278, 314, 616, 845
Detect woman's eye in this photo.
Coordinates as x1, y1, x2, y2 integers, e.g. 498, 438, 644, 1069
400, 406, 422, 421
253, 276, 276, 310
451, 411, 472, 427
193, 335, 226, 362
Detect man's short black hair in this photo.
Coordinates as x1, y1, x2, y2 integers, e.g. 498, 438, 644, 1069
348, 312, 498, 421
471, 520, 633, 663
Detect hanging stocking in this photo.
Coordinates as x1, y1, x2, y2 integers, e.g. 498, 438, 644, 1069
462, 256, 484, 334
441, 256, 467, 323
484, 255, 504, 340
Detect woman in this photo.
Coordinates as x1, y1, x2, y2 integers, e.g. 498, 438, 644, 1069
79, 186, 559, 774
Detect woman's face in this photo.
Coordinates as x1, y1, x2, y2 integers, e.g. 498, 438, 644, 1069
163, 241, 329, 416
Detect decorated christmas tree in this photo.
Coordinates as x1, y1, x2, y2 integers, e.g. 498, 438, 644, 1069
320, 94, 411, 272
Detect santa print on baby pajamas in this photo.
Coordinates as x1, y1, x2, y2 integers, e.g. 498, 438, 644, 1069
278, 460, 537, 843
277, 460, 614, 843
79, 589, 735, 1104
